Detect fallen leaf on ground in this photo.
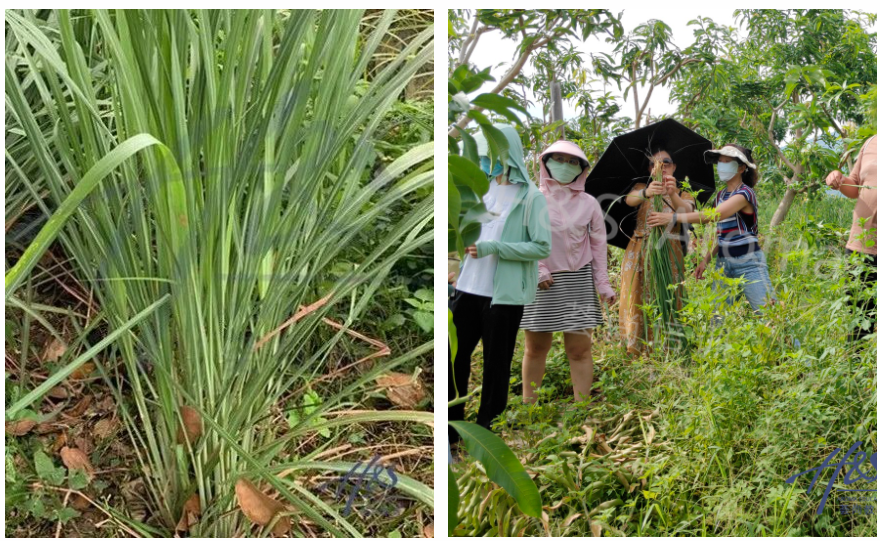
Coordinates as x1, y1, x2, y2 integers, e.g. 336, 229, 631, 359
5, 419, 36, 436
42, 338, 67, 363
67, 395, 93, 418
73, 436, 94, 455
376, 372, 425, 408
590, 521, 602, 537
71, 494, 91, 510
176, 406, 203, 444
60, 446, 94, 479
423, 523, 434, 538
47, 386, 68, 399
70, 362, 95, 380
35, 422, 58, 435
175, 493, 201, 532
51, 432, 68, 453
235, 478, 290, 536
93, 418, 118, 440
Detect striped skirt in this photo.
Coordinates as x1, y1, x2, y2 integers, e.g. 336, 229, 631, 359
520, 264, 604, 332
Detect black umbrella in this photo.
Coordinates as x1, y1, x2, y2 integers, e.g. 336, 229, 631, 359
584, 118, 716, 249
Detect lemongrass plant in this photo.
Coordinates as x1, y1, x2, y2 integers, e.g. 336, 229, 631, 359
6, 9, 433, 536
642, 161, 686, 346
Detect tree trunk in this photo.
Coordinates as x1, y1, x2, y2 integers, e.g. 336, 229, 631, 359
770, 186, 797, 228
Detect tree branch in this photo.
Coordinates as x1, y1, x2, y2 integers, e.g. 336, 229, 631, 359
766, 102, 799, 173
448, 33, 553, 137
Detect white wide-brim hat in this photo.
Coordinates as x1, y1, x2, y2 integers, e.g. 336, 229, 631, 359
704, 146, 757, 170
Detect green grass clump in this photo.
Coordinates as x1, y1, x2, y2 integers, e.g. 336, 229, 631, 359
6, 9, 434, 537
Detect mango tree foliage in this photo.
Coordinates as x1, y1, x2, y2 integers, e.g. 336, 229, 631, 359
592, 18, 724, 128
448, 9, 623, 137
674, 9, 877, 228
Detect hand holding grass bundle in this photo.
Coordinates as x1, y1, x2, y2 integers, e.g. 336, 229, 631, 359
641, 162, 687, 347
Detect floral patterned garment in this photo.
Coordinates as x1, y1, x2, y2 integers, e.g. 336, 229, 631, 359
618, 191, 693, 356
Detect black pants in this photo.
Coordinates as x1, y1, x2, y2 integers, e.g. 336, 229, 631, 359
448, 290, 524, 444
846, 249, 877, 341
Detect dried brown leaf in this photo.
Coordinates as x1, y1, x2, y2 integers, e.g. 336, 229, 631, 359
93, 418, 118, 440
590, 520, 602, 537
423, 523, 434, 538
70, 362, 95, 380
67, 395, 93, 418
73, 435, 94, 455
235, 478, 289, 536
377, 372, 425, 408
71, 494, 91, 511
5, 419, 36, 436
42, 338, 67, 363
47, 386, 68, 399
561, 512, 582, 529
176, 406, 203, 445
60, 446, 94, 479
175, 493, 201, 532
51, 432, 68, 453
34, 422, 58, 435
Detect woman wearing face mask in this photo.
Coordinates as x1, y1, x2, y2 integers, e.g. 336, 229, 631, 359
519, 141, 616, 403
449, 124, 551, 444
646, 144, 776, 315
619, 148, 695, 356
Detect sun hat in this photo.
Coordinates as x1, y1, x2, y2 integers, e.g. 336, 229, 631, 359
704, 145, 757, 170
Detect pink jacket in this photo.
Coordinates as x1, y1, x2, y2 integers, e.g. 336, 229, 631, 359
537, 140, 614, 299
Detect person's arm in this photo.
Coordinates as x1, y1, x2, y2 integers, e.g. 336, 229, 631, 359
663, 175, 696, 212
476, 191, 552, 261
625, 183, 653, 207
826, 141, 867, 199
646, 193, 749, 227
537, 260, 553, 290
588, 204, 616, 302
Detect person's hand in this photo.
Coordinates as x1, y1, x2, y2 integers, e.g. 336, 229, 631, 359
538, 277, 554, 290
662, 175, 679, 196
645, 182, 665, 197
646, 211, 672, 227
465, 245, 479, 258
448, 272, 456, 287
695, 259, 707, 280
825, 170, 843, 189
601, 291, 617, 305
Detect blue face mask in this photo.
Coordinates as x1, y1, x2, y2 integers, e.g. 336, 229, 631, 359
480, 156, 505, 178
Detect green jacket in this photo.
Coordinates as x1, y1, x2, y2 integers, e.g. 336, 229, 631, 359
473, 125, 551, 305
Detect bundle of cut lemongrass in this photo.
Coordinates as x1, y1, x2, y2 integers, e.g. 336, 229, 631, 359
643, 161, 687, 346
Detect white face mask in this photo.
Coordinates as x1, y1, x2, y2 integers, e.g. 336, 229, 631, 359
716, 161, 740, 181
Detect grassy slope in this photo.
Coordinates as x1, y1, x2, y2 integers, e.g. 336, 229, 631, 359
453, 193, 877, 537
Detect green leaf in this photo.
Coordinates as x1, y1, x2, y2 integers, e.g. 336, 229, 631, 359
459, 130, 480, 164
448, 465, 460, 534
34, 450, 65, 486
4, 133, 169, 299
68, 468, 90, 490
469, 110, 510, 168
448, 309, 458, 362
414, 289, 433, 302
382, 313, 406, 330
449, 179, 462, 230
448, 421, 541, 517
413, 311, 433, 333
449, 155, 489, 197
54, 507, 80, 523
471, 93, 527, 126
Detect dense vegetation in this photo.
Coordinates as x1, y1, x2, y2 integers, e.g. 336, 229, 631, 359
6, 9, 434, 538
451, 194, 876, 537
448, 8, 876, 537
